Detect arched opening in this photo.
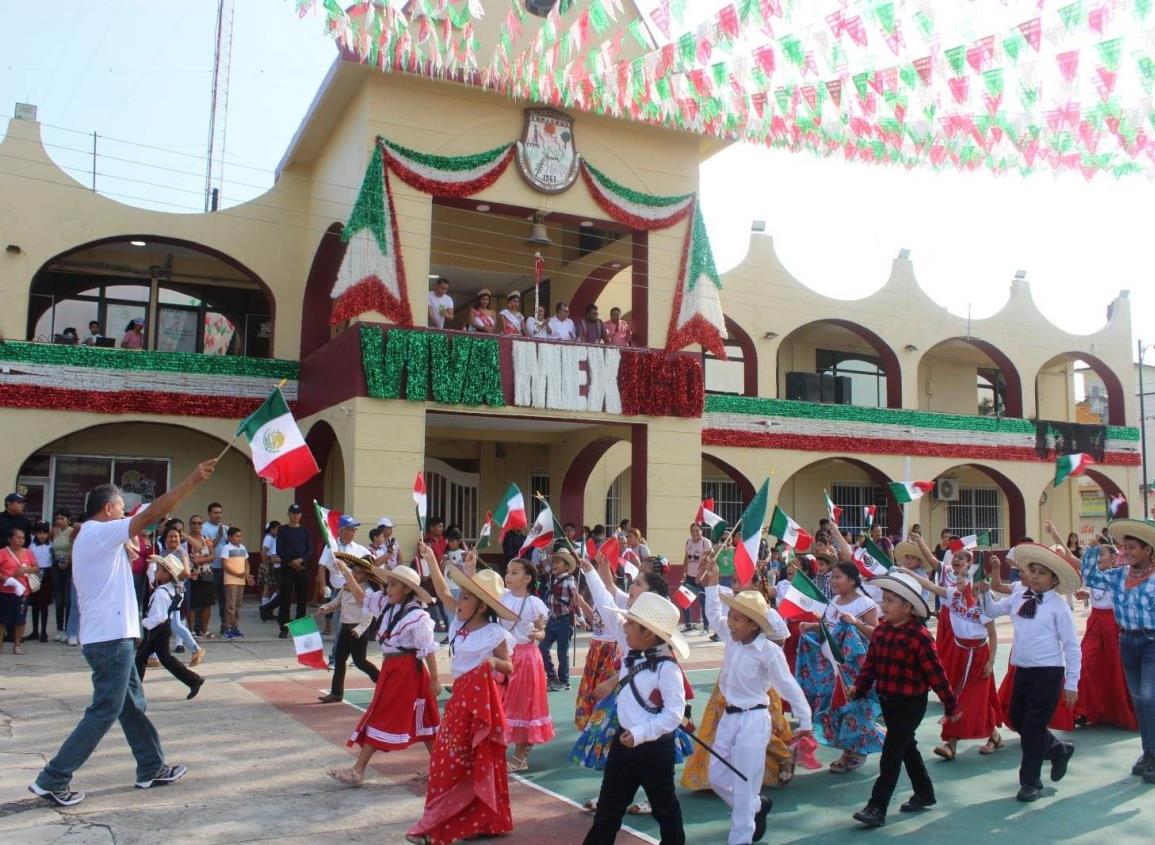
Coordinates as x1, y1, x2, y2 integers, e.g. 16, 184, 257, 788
13, 422, 259, 529
703, 316, 757, 396
296, 420, 345, 553
1036, 352, 1125, 427
934, 463, 1025, 548
561, 436, 624, 529
776, 320, 901, 409
917, 337, 1024, 419
701, 453, 756, 525
777, 457, 901, 539
1046, 468, 1130, 549
300, 223, 345, 358
27, 236, 276, 357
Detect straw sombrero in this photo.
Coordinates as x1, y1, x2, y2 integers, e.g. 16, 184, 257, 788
380, 563, 432, 604
336, 551, 386, 586
1012, 543, 1082, 595
893, 541, 923, 563
550, 548, 579, 572
1106, 518, 1155, 552
148, 553, 185, 581
867, 571, 931, 618
719, 589, 779, 636
605, 592, 689, 660
448, 566, 518, 622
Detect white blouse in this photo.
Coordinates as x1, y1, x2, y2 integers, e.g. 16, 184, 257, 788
448, 618, 511, 678
822, 593, 877, 625
500, 591, 548, 645
943, 585, 991, 640
365, 594, 436, 658
585, 566, 634, 652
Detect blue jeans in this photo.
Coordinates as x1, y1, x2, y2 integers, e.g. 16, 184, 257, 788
66, 581, 80, 639
1120, 630, 1155, 755
36, 638, 164, 790
540, 614, 573, 683
212, 569, 226, 631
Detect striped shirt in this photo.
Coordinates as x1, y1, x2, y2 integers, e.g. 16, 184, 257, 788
1083, 549, 1155, 632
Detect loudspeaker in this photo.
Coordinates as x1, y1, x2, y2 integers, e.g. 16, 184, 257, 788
786, 371, 821, 402
819, 373, 836, 403
833, 375, 852, 405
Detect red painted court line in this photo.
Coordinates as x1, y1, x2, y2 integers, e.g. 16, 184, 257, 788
242, 676, 654, 844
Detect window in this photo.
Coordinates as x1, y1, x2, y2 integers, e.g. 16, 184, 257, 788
529, 470, 551, 520
816, 350, 886, 407
704, 338, 745, 395
977, 369, 1006, 417
831, 483, 889, 537
605, 472, 625, 528
16, 452, 170, 522
424, 458, 479, 538
702, 479, 744, 526
947, 487, 1003, 547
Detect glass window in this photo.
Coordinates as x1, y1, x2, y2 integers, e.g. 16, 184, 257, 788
605, 471, 625, 527
51, 456, 113, 520
36, 299, 99, 343
103, 284, 150, 302
817, 350, 886, 408
529, 471, 551, 519
159, 287, 203, 306
107, 303, 148, 347
977, 369, 1006, 416
113, 459, 170, 509
203, 311, 238, 356
704, 339, 745, 395
156, 307, 200, 353
831, 482, 889, 537
947, 487, 1003, 547
702, 479, 743, 526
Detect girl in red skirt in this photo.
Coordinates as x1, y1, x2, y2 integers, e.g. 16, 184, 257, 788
1075, 539, 1138, 730
407, 543, 516, 845
500, 558, 555, 771
328, 560, 440, 787
897, 554, 1005, 760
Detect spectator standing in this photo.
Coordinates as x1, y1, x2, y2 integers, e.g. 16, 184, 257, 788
605, 307, 632, 346
258, 521, 280, 621
185, 516, 216, 638
83, 321, 104, 346
427, 277, 454, 329
467, 289, 497, 333
547, 302, 576, 341
50, 510, 73, 642
275, 504, 312, 639
200, 502, 228, 635
0, 527, 37, 654
681, 522, 712, 632
0, 492, 32, 545
524, 305, 550, 339
372, 517, 400, 568
317, 515, 370, 636
28, 522, 54, 642
499, 291, 524, 335
120, 317, 146, 349
219, 527, 253, 639
576, 303, 606, 344
869, 523, 893, 558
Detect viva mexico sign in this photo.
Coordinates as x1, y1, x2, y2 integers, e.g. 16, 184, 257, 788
360, 327, 703, 418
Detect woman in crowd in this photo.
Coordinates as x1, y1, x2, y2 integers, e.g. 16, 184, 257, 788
0, 527, 38, 654
499, 291, 524, 335
50, 510, 73, 642
259, 521, 281, 622
467, 289, 497, 333
523, 305, 549, 339
157, 526, 204, 667
185, 514, 216, 638
121, 317, 146, 349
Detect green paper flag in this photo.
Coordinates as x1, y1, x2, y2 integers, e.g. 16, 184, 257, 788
945, 45, 966, 76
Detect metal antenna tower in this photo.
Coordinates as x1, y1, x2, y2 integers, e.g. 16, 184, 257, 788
204, 0, 235, 211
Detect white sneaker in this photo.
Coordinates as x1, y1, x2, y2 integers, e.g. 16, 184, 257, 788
54, 632, 65, 642
67, 636, 79, 646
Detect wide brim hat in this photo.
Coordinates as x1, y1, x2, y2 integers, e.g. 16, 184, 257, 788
448, 565, 518, 622
893, 541, 923, 563
380, 563, 432, 604
867, 572, 931, 618
606, 592, 689, 660
719, 589, 778, 636
1106, 518, 1155, 552
1012, 543, 1082, 595
336, 551, 386, 586
550, 548, 579, 572
149, 553, 185, 580
813, 552, 836, 567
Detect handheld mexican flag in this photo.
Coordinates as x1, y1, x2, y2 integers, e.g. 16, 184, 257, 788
519, 503, 559, 557
824, 490, 842, 524
768, 506, 813, 552
733, 479, 771, 585
778, 569, 829, 621
673, 582, 701, 611
1054, 453, 1095, 487
413, 472, 427, 531
493, 483, 528, 538
286, 616, 328, 670
235, 388, 319, 489
949, 535, 978, 554
313, 501, 341, 553
819, 618, 851, 709
863, 504, 877, 526
477, 512, 494, 548
695, 498, 729, 543
853, 538, 893, 579
1109, 493, 1127, 517
888, 481, 934, 503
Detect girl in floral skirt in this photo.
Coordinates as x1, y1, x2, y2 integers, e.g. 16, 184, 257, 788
796, 561, 884, 772
574, 583, 622, 732
406, 544, 517, 845
500, 558, 555, 771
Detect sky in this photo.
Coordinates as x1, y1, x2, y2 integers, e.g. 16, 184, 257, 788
1, 0, 1152, 351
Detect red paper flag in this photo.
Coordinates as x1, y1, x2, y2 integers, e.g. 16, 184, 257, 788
1019, 18, 1042, 51
598, 536, 621, 568
1057, 50, 1080, 84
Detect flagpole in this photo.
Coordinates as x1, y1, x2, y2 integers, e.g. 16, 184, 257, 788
681, 727, 748, 781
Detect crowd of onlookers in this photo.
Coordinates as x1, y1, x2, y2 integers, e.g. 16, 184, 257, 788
45, 318, 148, 349
427, 277, 633, 345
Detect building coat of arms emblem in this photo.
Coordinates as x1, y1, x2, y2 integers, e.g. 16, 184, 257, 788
516, 108, 579, 193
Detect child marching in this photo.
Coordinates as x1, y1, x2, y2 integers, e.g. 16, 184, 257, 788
980, 543, 1082, 802
135, 554, 204, 700
316, 553, 382, 704
406, 543, 516, 845
847, 571, 959, 828
582, 591, 689, 845
328, 561, 440, 787
698, 552, 813, 844
500, 557, 555, 772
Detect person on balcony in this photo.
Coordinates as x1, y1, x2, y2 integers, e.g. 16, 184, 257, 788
576, 304, 607, 344
605, 307, 632, 347
524, 305, 550, 339
547, 302, 576, 341
120, 318, 145, 350
427, 277, 454, 329
467, 289, 497, 333
499, 291, 524, 335
83, 321, 104, 346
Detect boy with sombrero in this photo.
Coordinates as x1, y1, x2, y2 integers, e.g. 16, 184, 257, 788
541, 548, 581, 692
847, 571, 959, 827
316, 553, 384, 704
699, 554, 812, 844
980, 543, 1082, 802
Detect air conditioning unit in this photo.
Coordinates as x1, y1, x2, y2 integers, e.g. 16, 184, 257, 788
934, 477, 959, 502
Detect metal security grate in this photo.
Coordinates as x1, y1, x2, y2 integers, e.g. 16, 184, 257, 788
831, 483, 889, 537
701, 479, 744, 527
948, 487, 1003, 547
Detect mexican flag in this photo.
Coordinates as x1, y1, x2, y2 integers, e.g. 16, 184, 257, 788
824, 490, 842, 524
477, 512, 493, 548
519, 505, 558, 557
313, 501, 341, 553
286, 616, 328, 670
769, 506, 813, 552
819, 618, 851, 708
235, 388, 318, 489
673, 582, 700, 610
888, 481, 934, 503
863, 504, 876, 526
1109, 493, 1127, 517
493, 483, 528, 538
949, 535, 978, 554
598, 536, 621, 568
696, 498, 728, 543
733, 479, 770, 584
1054, 452, 1095, 487
413, 473, 427, 531
778, 569, 828, 621
853, 538, 893, 579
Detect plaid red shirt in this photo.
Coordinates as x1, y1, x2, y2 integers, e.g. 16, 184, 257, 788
852, 620, 958, 715
546, 572, 579, 619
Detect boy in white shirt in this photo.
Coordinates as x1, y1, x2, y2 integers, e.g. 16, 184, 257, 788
980, 543, 1082, 802
700, 554, 813, 844
135, 554, 203, 699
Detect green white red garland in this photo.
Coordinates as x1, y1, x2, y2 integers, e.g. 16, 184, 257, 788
380, 138, 516, 197
580, 160, 695, 230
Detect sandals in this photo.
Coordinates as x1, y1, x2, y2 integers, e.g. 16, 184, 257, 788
13, 646, 24, 655
829, 752, 866, 773
777, 759, 796, 787
933, 742, 957, 761
327, 768, 363, 787
978, 734, 1005, 755
507, 755, 529, 773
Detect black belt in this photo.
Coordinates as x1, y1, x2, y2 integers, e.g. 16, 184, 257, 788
724, 703, 768, 715
1122, 628, 1155, 635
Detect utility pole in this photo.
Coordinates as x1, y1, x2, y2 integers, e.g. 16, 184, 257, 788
1140, 340, 1150, 519
204, 0, 235, 211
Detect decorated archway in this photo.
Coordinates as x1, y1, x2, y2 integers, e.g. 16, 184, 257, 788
702, 453, 756, 505
934, 462, 1026, 549
918, 337, 1024, 419
300, 223, 345, 358
1035, 352, 1125, 427
297, 420, 345, 556
777, 319, 901, 408
776, 456, 901, 538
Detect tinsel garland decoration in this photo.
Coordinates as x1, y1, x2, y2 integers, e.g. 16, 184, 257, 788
619, 350, 704, 418
380, 138, 516, 197
0, 341, 298, 380
704, 394, 1141, 442
579, 161, 695, 230
429, 331, 473, 404
365, 328, 503, 407
0, 384, 276, 420
459, 336, 504, 408
360, 326, 388, 398
700, 429, 1141, 467
404, 331, 429, 402
665, 201, 727, 359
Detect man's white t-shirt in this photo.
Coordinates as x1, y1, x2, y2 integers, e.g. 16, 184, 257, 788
72, 517, 139, 645
428, 292, 454, 328
319, 541, 371, 590
548, 316, 576, 340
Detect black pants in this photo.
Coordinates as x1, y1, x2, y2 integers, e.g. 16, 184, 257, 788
277, 566, 310, 629
52, 565, 71, 631
135, 621, 202, 691
329, 623, 379, 699
869, 692, 933, 812
1011, 666, 1065, 788
584, 734, 684, 845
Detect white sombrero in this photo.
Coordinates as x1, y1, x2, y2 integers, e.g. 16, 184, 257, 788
1012, 543, 1082, 596
867, 571, 931, 618
893, 541, 923, 563
1106, 518, 1155, 552
605, 592, 689, 660
720, 589, 779, 636
148, 553, 185, 581
448, 566, 518, 622
380, 563, 432, 604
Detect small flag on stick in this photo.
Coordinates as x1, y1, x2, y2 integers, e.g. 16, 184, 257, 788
696, 498, 728, 543
235, 387, 319, 489
493, 483, 528, 538
313, 501, 341, 553
778, 569, 829, 620
1054, 453, 1095, 487
1109, 493, 1127, 517
824, 490, 842, 524
863, 504, 877, 526
888, 481, 934, 503
733, 480, 771, 585
477, 512, 494, 548
286, 616, 328, 670
769, 506, 813, 552
519, 502, 559, 557
413, 472, 427, 531
673, 582, 700, 610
